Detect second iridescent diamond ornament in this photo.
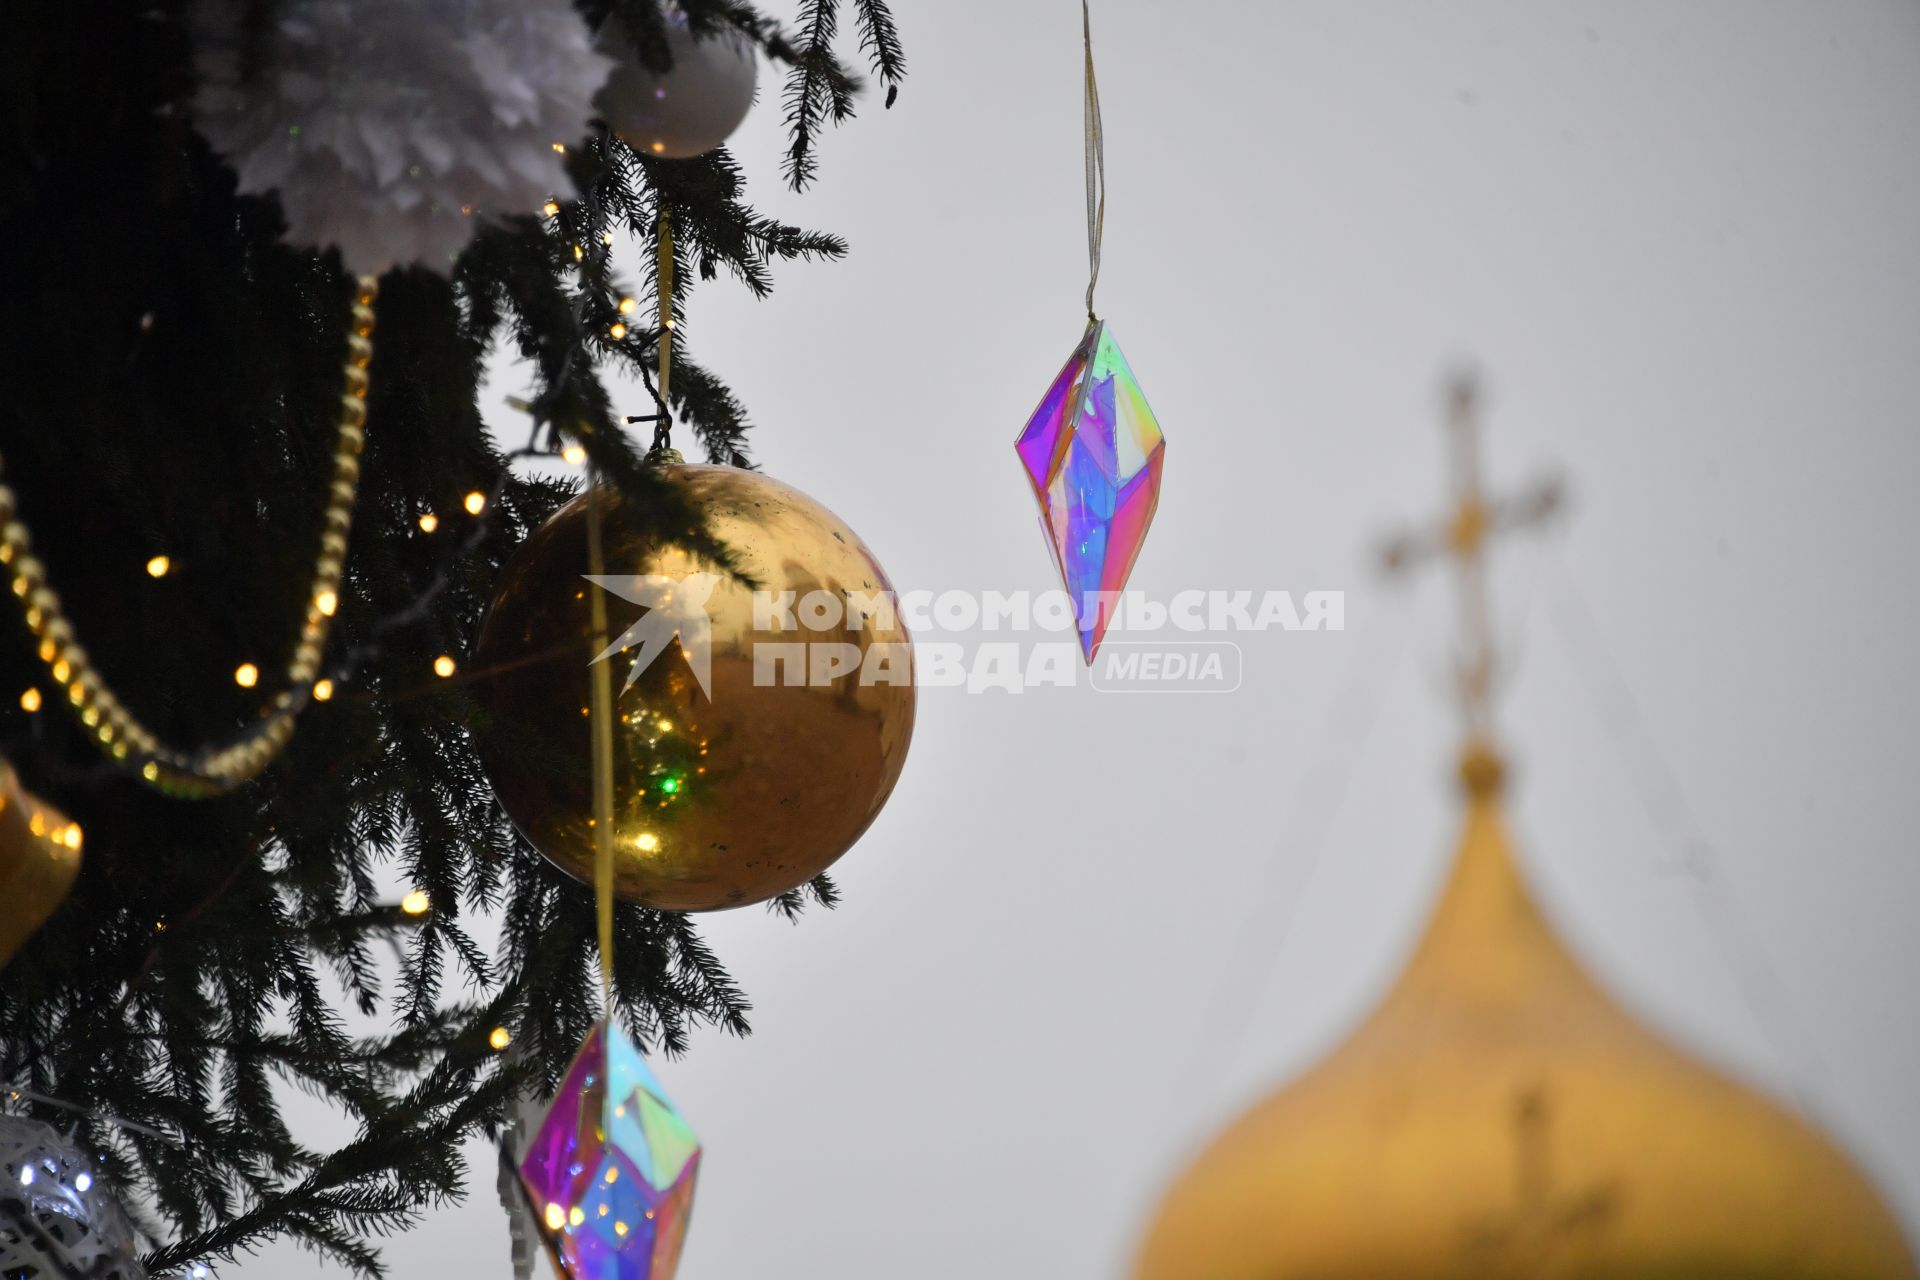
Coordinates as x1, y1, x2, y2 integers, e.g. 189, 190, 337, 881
1014, 0, 1165, 662
515, 1020, 701, 1280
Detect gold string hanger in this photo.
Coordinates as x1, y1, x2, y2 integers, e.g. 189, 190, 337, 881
585, 207, 679, 1002
0, 277, 381, 797
1082, 0, 1105, 322
585, 479, 619, 1001
655, 209, 675, 406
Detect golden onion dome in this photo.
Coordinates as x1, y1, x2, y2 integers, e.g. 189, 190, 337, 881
1135, 747, 1916, 1280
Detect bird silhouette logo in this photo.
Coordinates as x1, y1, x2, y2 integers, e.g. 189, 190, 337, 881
583, 573, 724, 700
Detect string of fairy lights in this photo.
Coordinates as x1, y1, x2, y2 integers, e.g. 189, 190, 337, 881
4, 206, 675, 796
0, 278, 381, 798
9, 424, 624, 755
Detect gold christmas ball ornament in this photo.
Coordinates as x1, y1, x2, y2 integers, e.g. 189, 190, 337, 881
473, 464, 915, 911
0, 762, 84, 968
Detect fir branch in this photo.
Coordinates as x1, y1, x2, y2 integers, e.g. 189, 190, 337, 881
851, 0, 907, 100
781, 1, 860, 191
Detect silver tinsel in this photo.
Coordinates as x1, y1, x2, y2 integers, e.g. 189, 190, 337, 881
0, 1115, 147, 1280
191, 0, 614, 275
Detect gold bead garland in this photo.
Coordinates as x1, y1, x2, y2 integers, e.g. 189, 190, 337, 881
0, 275, 380, 797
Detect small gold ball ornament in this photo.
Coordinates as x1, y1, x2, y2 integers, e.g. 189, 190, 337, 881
472, 465, 914, 911
0, 762, 84, 968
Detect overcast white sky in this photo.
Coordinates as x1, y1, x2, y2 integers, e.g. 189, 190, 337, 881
258, 2, 1920, 1275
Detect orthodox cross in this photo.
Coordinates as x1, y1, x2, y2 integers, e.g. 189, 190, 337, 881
1381, 373, 1563, 744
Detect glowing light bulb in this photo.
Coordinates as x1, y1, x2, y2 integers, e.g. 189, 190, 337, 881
312, 679, 334, 702
400, 889, 430, 916
463, 491, 486, 516
544, 1203, 566, 1231
146, 555, 171, 578
19, 687, 41, 712
74, 1172, 92, 1192
568, 1206, 585, 1227
315, 589, 338, 617
418, 512, 439, 533
542, 200, 561, 218
608, 322, 628, 340
634, 832, 659, 852
551, 142, 567, 154
489, 1026, 511, 1051
433, 656, 456, 679
562, 444, 587, 466
19, 1166, 33, 1186
617, 297, 638, 316
234, 663, 259, 688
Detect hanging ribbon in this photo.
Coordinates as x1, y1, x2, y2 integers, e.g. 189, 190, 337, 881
589, 211, 679, 1000
1082, 0, 1105, 321
655, 210, 675, 405
585, 481, 618, 1001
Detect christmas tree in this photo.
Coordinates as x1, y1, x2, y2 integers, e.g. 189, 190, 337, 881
0, 0, 903, 1273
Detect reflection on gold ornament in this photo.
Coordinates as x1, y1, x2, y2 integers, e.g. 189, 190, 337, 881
0, 762, 83, 968
473, 465, 914, 912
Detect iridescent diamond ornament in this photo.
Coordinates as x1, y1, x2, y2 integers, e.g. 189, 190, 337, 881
518, 1021, 700, 1280
1015, 320, 1166, 662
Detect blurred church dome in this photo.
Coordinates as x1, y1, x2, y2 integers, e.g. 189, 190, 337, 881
1134, 747, 1916, 1280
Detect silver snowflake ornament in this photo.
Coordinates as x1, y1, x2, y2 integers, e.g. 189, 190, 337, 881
0, 1114, 147, 1280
